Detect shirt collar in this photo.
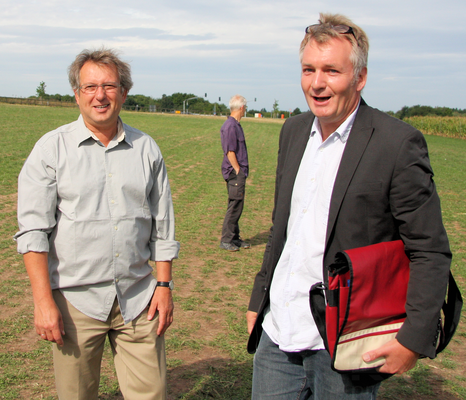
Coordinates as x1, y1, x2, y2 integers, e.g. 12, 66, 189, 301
310, 98, 361, 143
77, 116, 130, 147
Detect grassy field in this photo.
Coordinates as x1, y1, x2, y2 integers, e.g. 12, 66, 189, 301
0, 103, 465, 399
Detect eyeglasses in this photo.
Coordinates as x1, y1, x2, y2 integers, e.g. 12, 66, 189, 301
79, 83, 121, 94
305, 24, 358, 43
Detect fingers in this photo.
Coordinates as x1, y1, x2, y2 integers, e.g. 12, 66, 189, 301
363, 339, 419, 375
147, 300, 157, 321
246, 311, 258, 335
362, 349, 382, 364
156, 303, 174, 336
148, 288, 174, 336
39, 327, 64, 346
157, 310, 172, 337
34, 301, 65, 345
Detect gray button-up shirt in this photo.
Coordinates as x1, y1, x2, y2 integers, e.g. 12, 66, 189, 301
15, 115, 180, 323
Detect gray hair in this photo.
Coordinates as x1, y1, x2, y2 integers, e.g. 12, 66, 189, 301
229, 95, 247, 111
68, 47, 133, 93
299, 13, 369, 81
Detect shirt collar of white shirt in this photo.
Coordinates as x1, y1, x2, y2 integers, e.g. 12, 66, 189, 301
311, 98, 361, 144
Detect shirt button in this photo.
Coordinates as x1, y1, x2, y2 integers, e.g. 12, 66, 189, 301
302, 209, 307, 214
115, 253, 119, 257
115, 278, 119, 283
285, 302, 289, 307
108, 173, 113, 177
111, 200, 115, 204
114, 226, 118, 230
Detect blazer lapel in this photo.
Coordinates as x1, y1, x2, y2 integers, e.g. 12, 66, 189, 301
286, 114, 314, 184
325, 101, 374, 246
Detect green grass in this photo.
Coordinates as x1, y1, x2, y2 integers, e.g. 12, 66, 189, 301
0, 103, 465, 399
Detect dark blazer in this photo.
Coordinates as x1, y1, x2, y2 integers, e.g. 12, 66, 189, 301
248, 99, 451, 359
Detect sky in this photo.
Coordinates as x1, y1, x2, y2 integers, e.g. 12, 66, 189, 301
1, 0, 465, 113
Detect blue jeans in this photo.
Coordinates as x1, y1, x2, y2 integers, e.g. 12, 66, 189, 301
252, 331, 381, 400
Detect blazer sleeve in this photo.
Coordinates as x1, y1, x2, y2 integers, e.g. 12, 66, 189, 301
390, 129, 451, 358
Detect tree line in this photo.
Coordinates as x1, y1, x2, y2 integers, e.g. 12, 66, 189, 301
32, 82, 466, 118
33, 81, 300, 116
387, 105, 466, 120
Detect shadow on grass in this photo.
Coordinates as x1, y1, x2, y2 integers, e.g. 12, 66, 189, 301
248, 231, 270, 247
168, 357, 253, 400
378, 362, 461, 400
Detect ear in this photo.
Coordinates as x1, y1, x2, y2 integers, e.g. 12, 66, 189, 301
356, 67, 368, 92
74, 89, 80, 106
122, 89, 128, 103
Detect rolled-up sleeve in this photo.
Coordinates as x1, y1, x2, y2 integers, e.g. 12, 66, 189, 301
15, 138, 58, 254
148, 155, 180, 261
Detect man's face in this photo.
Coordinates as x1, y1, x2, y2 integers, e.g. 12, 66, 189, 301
301, 37, 367, 134
74, 61, 127, 133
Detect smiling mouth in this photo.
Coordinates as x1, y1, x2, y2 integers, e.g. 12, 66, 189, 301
313, 96, 331, 103
94, 104, 110, 109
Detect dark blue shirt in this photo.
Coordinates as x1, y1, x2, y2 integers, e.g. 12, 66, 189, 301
220, 116, 249, 180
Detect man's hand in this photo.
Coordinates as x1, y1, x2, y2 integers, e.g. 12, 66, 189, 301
34, 297, 65, 346
246, 310, 258, 335
23, 252, 65, 346
148, 287, 174, 336
362, 338, 419, 375
226, 151, 241, 175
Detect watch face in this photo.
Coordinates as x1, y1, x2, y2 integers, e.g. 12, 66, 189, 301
169, 280, 174, 290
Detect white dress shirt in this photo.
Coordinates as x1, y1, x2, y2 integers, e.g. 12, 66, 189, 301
262, 105, 359, 352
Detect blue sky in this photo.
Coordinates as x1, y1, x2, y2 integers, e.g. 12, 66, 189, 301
1, 0, 465, 113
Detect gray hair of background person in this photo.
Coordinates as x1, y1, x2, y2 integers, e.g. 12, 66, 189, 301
299, 13, 369, 82
229, 95, 247, 111
68, 47, 134, 93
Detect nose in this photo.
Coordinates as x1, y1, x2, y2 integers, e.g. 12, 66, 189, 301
311, 71, 326, 91
95, 85, 107, 99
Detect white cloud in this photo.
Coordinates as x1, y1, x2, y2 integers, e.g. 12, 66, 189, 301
1, 0, 465, 111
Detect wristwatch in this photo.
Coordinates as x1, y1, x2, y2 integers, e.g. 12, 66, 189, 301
156, 280, 174, 290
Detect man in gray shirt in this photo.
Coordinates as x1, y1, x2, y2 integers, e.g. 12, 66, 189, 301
15, 48, 179, 399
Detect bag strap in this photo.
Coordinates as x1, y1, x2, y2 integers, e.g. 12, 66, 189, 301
436, 271, 463, 354
309, 282, 329, 352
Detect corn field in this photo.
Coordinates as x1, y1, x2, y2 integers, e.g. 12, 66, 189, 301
404, 116, 466, 139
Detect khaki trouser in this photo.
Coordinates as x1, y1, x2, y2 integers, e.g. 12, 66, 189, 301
52, 290, 166, 400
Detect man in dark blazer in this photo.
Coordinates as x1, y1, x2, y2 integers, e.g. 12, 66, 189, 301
247, 13, 451, 399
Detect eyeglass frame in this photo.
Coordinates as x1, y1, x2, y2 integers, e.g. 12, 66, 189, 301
78, 82, 122, 94
305, 24, 358, 45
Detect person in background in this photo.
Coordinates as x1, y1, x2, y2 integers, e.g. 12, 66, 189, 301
219, 94, 250, 252
15, 47, 180, 400
247, 13, 451, 399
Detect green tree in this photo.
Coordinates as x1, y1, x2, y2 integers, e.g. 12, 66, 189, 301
160, 94, 174, 111
272, 100, 279, 118
36, 81, 47, 98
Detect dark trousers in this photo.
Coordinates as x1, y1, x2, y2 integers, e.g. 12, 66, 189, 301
221, 170, 246, 243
